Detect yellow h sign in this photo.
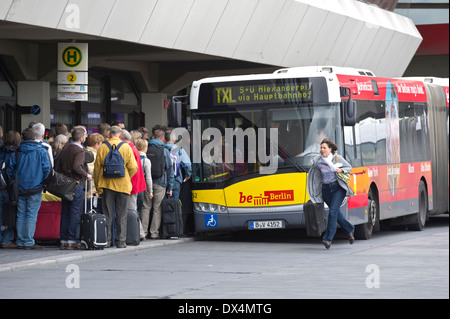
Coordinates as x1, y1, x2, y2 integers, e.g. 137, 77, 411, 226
62, 46, 82, 68
58, 43, 88, 71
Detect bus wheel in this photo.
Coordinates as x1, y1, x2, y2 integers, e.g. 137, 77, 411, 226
407, 181, 427, 231
355, 189, 377, 240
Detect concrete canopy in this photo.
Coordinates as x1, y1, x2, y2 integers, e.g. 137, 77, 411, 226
0, 0, 422, 93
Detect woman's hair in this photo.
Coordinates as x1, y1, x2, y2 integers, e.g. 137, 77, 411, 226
3, 130, 21, 148
130, 130, 143, 144
86, 133, 104, 147
135, 139, 148, 152
52, 134, 69, 155
321, 138, 338, 154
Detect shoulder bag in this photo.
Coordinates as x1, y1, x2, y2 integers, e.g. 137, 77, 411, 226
45, 171, 79, 201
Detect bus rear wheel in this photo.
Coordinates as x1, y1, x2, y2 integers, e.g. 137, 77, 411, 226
355, 189, 377, 240
407, 181, 427, 231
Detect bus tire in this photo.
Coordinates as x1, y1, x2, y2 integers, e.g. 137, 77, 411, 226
407, 181, 427, 231
355, 188, 378, 240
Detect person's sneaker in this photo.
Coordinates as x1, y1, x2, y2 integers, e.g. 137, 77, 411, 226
322, 240, 331, 250
348, 232, 355, 245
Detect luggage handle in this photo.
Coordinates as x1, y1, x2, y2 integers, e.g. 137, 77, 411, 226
85, 179, 97, 214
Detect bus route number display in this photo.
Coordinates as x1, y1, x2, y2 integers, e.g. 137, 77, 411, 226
213, 82, 313, 106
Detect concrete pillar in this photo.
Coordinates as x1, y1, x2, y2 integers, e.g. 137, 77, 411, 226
17, 81, 50, 129
142, 92, 168, 134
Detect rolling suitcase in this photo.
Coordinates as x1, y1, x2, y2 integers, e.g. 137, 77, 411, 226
126, 210, 140, 246
161, 197, 183, 239
80, 181, 107, 250
34, 201, 61, 241
304, 200, 328, 238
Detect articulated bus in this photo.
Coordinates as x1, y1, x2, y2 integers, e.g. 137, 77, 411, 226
188, 66, 449, 239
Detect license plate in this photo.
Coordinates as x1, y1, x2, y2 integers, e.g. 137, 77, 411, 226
249, 220, 284, 230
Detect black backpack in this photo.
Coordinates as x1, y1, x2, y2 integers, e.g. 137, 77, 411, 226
103, 141, 126, 178
147, 143, 165, 179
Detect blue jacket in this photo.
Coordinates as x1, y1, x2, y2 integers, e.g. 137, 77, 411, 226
166, 142, 192, 183
148, 139, 174, 190
7, 140, 51, 196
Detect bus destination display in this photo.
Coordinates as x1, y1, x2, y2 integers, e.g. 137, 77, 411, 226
212, 81, 313, 106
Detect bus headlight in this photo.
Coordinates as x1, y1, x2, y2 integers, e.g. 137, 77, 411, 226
194, 202, 227, 213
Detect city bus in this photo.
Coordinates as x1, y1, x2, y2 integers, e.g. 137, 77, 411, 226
188, 66, 449, 239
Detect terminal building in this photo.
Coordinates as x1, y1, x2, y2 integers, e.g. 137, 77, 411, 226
0, 0, 448, 133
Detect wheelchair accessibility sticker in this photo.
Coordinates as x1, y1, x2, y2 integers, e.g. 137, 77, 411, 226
205, 214, 217, 228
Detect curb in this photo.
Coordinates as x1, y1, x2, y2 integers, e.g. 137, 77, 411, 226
0, 237, 195, 273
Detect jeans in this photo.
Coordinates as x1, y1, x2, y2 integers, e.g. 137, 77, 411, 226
0, 189, 14, 245
16, 193, 42, 247
322, 182, 354, 242
172, 181, 181, 200
60, 185, 84, 244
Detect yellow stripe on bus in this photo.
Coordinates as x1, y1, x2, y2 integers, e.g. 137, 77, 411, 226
193, 172, 308, 207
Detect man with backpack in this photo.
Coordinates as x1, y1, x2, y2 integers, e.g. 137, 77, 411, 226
147, 128, 174, 239
94, 126, 138, 248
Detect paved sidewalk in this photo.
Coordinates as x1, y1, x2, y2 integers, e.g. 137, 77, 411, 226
0, 237, 195, 273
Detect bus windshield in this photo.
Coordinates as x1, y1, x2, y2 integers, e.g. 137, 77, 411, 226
191, 102, 342, 185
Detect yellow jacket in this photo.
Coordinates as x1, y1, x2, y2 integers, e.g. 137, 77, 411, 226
93, 137, 138, 195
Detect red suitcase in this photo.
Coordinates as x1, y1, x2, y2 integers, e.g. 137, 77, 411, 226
34, 201, 61, 240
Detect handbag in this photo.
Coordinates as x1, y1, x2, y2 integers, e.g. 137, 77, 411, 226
335, 155, 351, 183
45, 171, 80, 201
336, 171, 351, 183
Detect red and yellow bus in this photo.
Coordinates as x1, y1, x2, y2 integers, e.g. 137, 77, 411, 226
189, 66, 449, 239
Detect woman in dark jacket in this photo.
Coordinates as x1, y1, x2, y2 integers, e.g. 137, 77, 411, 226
0, 131, 21, 248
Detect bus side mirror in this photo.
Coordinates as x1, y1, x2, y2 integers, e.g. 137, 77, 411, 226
343, 98, 357, 126
169, 95, 189, 128
169, 100, 182, 128
340, 87, 356, 126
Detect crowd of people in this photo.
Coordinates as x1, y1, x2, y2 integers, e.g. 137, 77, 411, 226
0, 121, 192, 250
